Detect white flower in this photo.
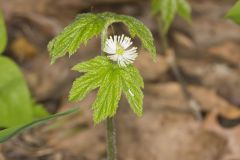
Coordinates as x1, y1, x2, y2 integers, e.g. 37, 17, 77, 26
104, 34, 138, 67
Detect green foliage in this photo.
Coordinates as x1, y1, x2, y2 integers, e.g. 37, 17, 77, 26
69, 56, 143, 123
0, 11, 7, 54
226, 0, 240, 24
177, 0, 191, 23
0, 57, 48, 128
92, 68, 122, 123
120, 66, 144, 116
48, 13, 107, 63
151, 0, 191, 34
0, 107, 80, 143
115, 14, 156, 59
48, 12, 156, 63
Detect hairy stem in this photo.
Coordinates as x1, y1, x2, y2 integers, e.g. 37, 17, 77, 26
107, 117, 117, 160
157, 16, 202, 121
101, 27, 107, 55
101, 24, 117, 160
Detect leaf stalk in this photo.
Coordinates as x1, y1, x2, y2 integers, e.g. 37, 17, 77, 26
100, 23, 117, 160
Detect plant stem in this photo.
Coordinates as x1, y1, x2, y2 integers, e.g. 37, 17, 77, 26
101, 28, 107, 54
100, 24, 117, 160
157, 16, 202, 121
107, 117, 117, 160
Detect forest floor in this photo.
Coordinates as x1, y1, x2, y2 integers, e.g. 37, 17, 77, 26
0, 0, 240, 160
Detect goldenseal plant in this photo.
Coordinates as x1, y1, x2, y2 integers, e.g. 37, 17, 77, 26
48, 12, 156, 159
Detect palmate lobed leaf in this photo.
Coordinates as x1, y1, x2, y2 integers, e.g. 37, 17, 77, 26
151, 0, 191, 34
92, 68, 122, 123
69, 56, 144, 123
72, 56, 112, 73
226, 0, 240, 24
48, 12, 156, 63
120, 66, 144, 116
48, 13, 107, 63
116, 15, 156, 59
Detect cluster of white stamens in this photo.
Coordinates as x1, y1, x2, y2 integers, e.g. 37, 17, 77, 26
104, 35, 138, 67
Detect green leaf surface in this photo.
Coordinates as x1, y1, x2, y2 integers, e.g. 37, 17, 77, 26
226, 0, 240, 24
92, 68, 122, 123
0, 107, 80, 143
0, 57, 47, 128
48, 12, 156, 62
48, 13, 107, 63
32, 103, 50, 119
0, 11, 7, 54
151, 0, 162, 15
151, 0, 192, 34
69, 56, 144, 123
177, 0, 191, 23
69, 57, 112, 101
161, 0, 177, 34
72, 56, 111, 73
120, 66, 144, 116
116, 15, 156, 59
0, 57, 33, 127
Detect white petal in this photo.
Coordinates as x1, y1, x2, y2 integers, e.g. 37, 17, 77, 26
108, 54, 119, 61
120, 36, 133, 49
104, 35, 138, 67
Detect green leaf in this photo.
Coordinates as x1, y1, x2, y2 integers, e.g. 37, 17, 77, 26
32, 103, 49, 119
69, 56, 144, 123
151, 0, 162, 15
226, 0, 240, 24
92, 68, 122, 123
120, 66, 144, 116
161, 0, 177, 34
115, 15, 156, 59
69, 71, 106, 101
48, 12, 156, 62
0, 57, 47, 128
0, 107, 80, 143
69, 57, 112, 101
72, 56, 111, 73
0, 57, 34, 127
48, 13, 107, 63
0, 11, 7, 54
150, 0, 191, 34
177, 0, 191, 23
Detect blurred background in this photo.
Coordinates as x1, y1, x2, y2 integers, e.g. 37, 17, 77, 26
0, 0, 240, 160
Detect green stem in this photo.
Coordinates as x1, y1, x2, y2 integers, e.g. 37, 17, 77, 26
100, 24, 117, 160
101, 27, 107, 55
157, 15, 202, 121
107, 117, 117, 160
